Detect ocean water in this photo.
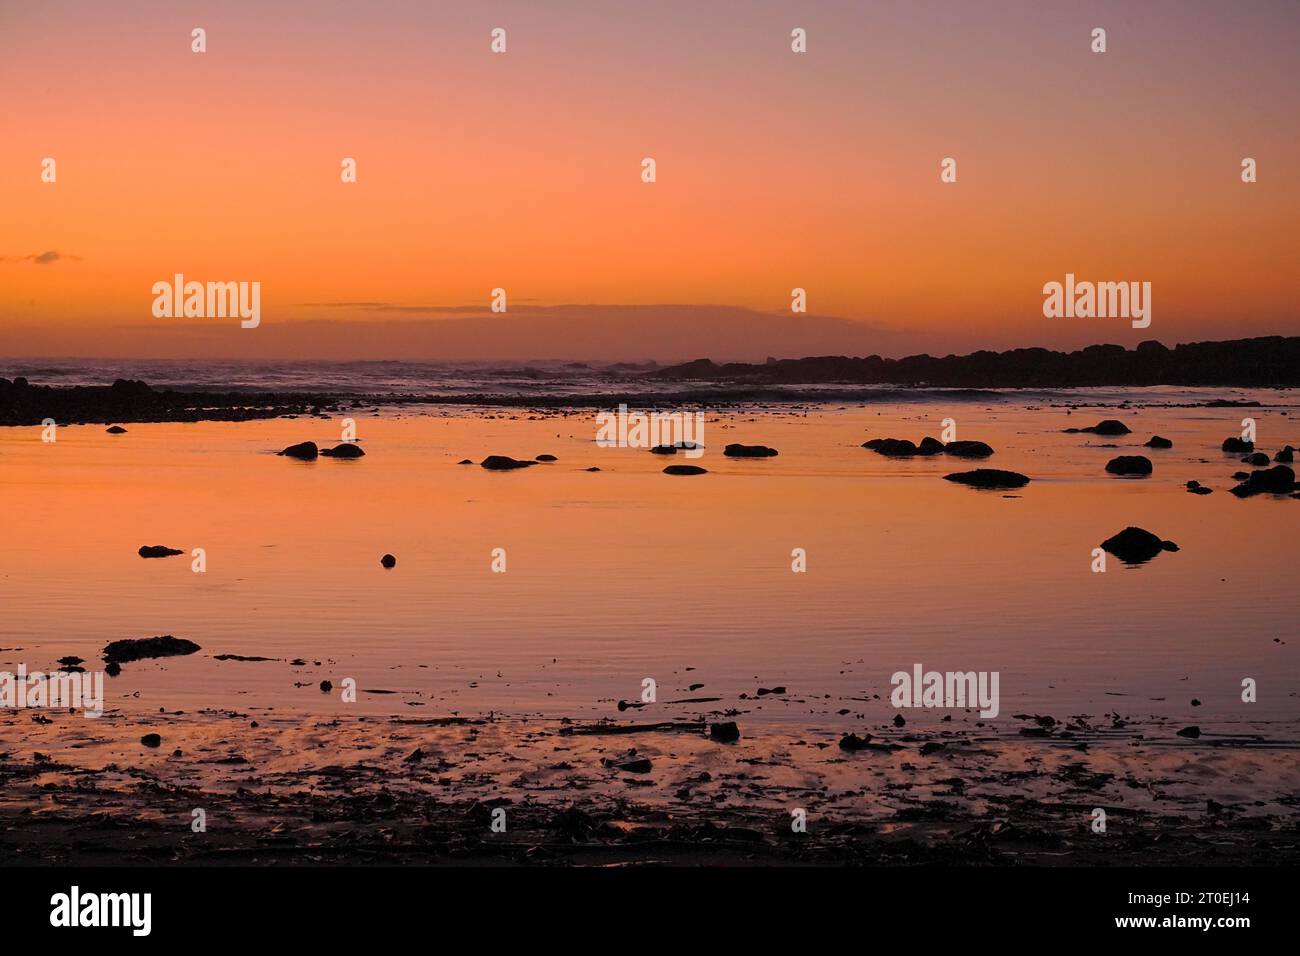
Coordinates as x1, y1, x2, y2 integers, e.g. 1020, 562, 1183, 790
1, 388, 1297, 736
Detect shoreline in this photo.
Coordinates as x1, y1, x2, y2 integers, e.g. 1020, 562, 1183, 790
0, 376, 1287, 428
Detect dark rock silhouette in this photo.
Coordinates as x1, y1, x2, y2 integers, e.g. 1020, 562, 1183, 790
0, 377, 341, 427
1230, 465, 1296, 497
944, 440, 994, 458
1177, 726, 1201, 739
943, 469, 1030, 489
1186, 480, 1213, 495
709, 722, 741, 743
457, 459, 473, 464
106, 425, 127, 434
138, 545, 184, 558
663, 464, 708, 475
863, 438, 919, 456
278, 441, 318, 460
103, 635, 201, 665
1144, 436, 1172, 448
917, 437, 945, 455
1242, 452, 1270, 466
535, 454, 558, 462
1066, 419, 1130, 436
723, 443, 778, 457
480, 455, 537, 470
1105, 455, 1153, 476
320, 443, 365, 458
651, 337, 1300, 388
381, 554, 397, 568
141, 734, 162, 748
1276, 446, 1295, 463
649, 445, 677, 455
1222, 437, 1253, 453
1101, 527, 1179, 564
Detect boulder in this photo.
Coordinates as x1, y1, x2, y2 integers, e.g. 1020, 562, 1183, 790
535, 454, 558, 462
1144, 436, 1172, 449
106, 425, 128, 434
1242, 452, 1270, 466
916, 436, 945, 456
944, 440, 994, 458
1222, 437, 1253, 453
380, 554, 396, 568
942, 469, 1030, 489
320, 443, 365, 458
1275, 446, 1295, 463
1100, 527, 1179, 564
141, 733, 162, 748
1230, 465, 1296, 498
278, 441, 318, 460
663, 465, 708, 476
102, 635, 201, 665
1185, 480, 1212, 495
709, 722, 741, 743
1105, 455, 1153, 476
872, 438, 919, 457
649, 445, 678, 455
723, 443, 779, 458
480, 455, 537, 470
138, 545, 184, 558
1066, 419, 1130, 435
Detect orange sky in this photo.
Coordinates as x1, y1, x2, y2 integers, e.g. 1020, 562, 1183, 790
2, 0, 1298, 360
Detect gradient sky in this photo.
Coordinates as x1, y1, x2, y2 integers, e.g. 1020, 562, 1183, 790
2, 0, 1298, 360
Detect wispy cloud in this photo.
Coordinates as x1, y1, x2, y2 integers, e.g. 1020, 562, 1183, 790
0, 250, 82, 265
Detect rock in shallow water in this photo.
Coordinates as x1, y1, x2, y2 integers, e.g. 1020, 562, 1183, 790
138, 545, 184, 558
663, 464, 708, 475
723, 443, 778, 458
1100, 527, 1179, 564
943, 468, 1030, 489
944, 440, 994, 458
1066, 419, 1130, 435
278, 441, 318, 460
1144, 435, 1172, 448
106, 425, 128, 434
1230, 465, 1296, 497
320, 442, 365, 458
102, 635, 201, 665
1105, 455, 1153, 476
480, 455, 537, 470
380, 553, 396, 568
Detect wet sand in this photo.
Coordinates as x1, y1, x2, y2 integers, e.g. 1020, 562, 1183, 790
4, 697, 1297, 865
